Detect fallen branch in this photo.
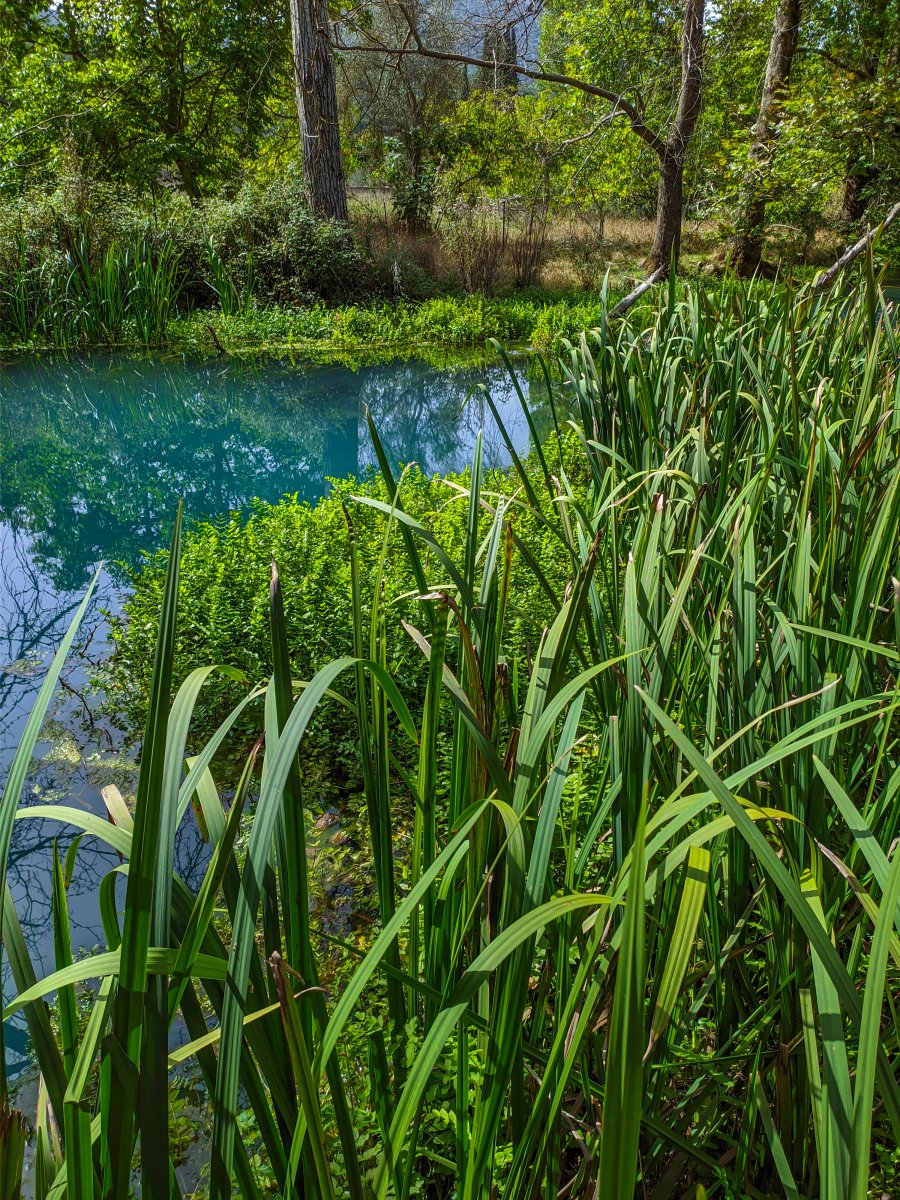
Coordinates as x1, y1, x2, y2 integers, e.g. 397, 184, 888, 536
205, 322, 226, 354
808, 200, 900, 298
609, 266, 667, 317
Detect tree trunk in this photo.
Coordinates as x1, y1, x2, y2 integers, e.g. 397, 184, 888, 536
175, 155, 203, 204
731, 0, 802, 274
650, 151, 685, 270
648, 0, 705, 272
838, 159, 878, 231
289, 0, 349, 221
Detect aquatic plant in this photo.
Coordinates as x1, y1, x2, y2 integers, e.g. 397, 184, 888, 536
0, 236, 182, 347
3, 270, 900, 1198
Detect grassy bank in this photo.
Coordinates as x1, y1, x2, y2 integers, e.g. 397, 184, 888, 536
0, 286, 621, 359
4, 272, 900, 1198
165, 292, 621, 359
0, 172, 631, 357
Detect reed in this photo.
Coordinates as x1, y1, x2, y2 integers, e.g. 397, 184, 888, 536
205, 239, 255, 319
0, 237, 183, 347
2, 267, 899, 1198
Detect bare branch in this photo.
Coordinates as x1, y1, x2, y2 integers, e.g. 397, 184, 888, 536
335, 24, 666, 157
609, 266, 667, 316
800, 45, 872, 80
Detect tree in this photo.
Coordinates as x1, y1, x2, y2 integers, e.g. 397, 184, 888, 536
810, 0, 900, 229
336, 2, 465, 230
0, 0, 286, 197
340, 0, 707, 274
648, 0, 705, 267
730, 0, 804, 272
290, 0, 350, 219
477, 24, 519, 92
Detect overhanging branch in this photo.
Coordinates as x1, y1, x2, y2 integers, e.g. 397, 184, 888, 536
334, 33, 666, 157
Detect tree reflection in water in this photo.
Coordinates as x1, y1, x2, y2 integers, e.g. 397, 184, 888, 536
0, 351, 548, 1073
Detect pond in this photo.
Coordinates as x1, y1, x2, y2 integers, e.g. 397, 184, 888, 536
0, 352, 546, 1078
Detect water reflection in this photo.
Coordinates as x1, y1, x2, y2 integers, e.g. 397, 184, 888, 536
0, 351, 547, 1076
0, 354, 535, 590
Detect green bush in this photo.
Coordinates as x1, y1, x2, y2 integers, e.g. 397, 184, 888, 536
201, 170, 373, 305
105, 454, 578, 763
0, 167, 379, 344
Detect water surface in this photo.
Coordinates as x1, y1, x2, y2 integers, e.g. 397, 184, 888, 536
0, 352, 545, 1076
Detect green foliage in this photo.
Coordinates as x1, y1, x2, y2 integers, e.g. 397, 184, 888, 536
382, 138, 438, 232
169, 292, 620, 357
0, 0, 289, 195
104, 456, 570, 765
437, 94, 548, 203
0, 168, 379, 345
200, 171, 372, 305
537, 0, 676, 213
5, 273, 900, 1199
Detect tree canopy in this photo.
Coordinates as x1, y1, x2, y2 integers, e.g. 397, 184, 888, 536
1, 0, 897, 268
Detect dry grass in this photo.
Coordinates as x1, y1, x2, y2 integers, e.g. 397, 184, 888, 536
348, 192, 843, 292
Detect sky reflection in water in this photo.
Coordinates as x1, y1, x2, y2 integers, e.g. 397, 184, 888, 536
0, 352, 546, 1075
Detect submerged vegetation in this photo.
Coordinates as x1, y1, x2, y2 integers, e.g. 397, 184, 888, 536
3, 272, 900, 1196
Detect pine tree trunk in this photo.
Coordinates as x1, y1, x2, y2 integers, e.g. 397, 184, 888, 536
289, 0, 349, 221
648, 0, 705, 273
730, 0, 802, 274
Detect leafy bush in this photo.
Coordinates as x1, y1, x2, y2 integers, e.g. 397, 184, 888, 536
382, 137, 438, 233
104, 454, 574, 760
201, 170, 373, 304
0, 166, 379, 344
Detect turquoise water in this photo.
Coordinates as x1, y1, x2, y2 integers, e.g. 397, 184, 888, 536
0, 352, 545, 1076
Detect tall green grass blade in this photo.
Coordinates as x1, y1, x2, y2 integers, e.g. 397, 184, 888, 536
597, 801, 647, 1199
0, 567, 100, 1099
107, 505, 182, 1198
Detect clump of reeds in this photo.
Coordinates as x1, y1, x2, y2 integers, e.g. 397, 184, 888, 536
0, 235, 182, 347
1, 265, 899, 1200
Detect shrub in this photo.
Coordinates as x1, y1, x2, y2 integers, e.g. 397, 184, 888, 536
0, 164, 379, 345
201, 170, 374, 304
504, 196, 550, 288
382, 137, 438, 233
436, 196, 507, 292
